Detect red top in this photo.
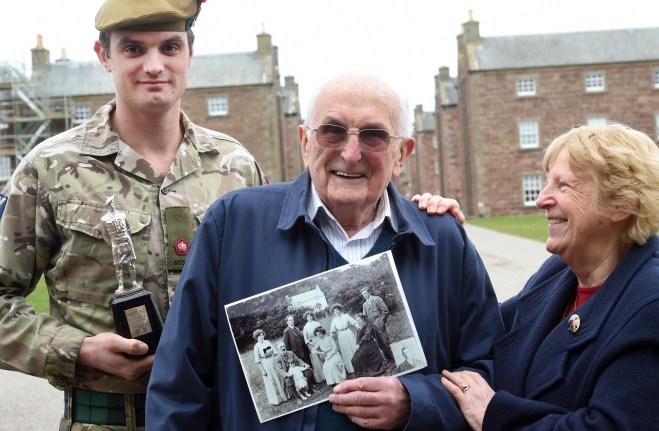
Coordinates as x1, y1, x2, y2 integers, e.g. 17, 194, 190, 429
565, 285, 601, 316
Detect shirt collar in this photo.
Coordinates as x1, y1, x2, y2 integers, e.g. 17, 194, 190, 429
306, 183, 398, 238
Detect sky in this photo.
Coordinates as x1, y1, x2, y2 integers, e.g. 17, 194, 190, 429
3, 0, 658, 116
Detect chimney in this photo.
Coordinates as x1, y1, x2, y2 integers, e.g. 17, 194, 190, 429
461, 10, 480, 44
31, 34, 51, 79
56, 48, 71, 63
257, 28, 272, 58
283, 76, 300, 115
256, 28, 278, 83
414, 105, 424, 133
438, 66, 450, 81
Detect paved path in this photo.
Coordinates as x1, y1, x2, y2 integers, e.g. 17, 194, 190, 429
0, 223, 550, 430
464, 224, 551, 301
0, 369, 62, 430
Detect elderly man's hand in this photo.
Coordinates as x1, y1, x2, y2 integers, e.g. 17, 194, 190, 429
328, 376, 410, 429
412, 193, 465, 225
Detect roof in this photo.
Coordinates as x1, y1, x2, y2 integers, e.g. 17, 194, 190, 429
471, 27, 659, 71
35, 61, 114, 97
438, 78, 458, 106
34, 51, 270, 98
189, 52, 268, 88
419, 111, 435, 131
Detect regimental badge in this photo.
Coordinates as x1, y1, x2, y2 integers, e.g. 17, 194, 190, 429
174, 238, 190, 256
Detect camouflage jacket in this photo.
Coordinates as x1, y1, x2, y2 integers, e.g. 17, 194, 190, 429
0, 101, 266, 393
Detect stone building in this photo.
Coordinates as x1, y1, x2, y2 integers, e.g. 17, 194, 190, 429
0, 31, 302, 185
402, 16, 659, 216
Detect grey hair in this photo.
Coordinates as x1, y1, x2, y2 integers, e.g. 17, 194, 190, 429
304, 73, 411, 138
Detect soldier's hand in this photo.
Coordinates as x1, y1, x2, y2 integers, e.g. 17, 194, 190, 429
329, 376, 410, 429
412, 193, 465, 225
78, 332, 153, 380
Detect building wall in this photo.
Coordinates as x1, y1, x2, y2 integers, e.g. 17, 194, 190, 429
394, 141, 420, 198
437, 104, 464, 205
413, 131, 441, 196
467, 61, 659, 215
184, 84, 285, 182
282, 114, 304, 180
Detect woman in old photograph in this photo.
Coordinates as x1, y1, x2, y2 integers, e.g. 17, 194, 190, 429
302, 311, 325, 384
351, 312, 385, 377
313, 326, 346, 386
252, 329, 287, 406
328, 304, 359, 374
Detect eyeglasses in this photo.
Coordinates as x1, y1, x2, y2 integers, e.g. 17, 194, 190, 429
307, 124, 401, 152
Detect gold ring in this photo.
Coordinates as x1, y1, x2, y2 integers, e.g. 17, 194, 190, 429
461, 383, 471, 393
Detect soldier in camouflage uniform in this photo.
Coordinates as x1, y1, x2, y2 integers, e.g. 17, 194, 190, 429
0, 0, 266, 430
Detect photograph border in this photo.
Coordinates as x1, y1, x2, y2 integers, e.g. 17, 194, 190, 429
224, 251, 427, 423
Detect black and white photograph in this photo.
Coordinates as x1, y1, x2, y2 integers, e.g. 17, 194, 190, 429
225, 251, 427, 423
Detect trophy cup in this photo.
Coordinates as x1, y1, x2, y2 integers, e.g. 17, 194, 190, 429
102, 196, 162, 355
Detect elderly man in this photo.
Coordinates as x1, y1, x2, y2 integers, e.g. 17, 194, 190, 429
360, 286, 395, 364
0, 0, 265, 429
146, 73, 503, 430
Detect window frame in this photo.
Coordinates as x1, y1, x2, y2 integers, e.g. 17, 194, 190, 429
72, 104, 92, 126
584, 71, 606, 93
587, 116, 607, 126
516, 76, 537, 97
522, 173, 543, 207
207, 95, 229, 116
518, 120, 540, 149
653, 68, 659, 89
0, 155, 12, 181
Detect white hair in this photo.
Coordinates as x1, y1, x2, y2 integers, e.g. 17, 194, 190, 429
304, 73, 411, 138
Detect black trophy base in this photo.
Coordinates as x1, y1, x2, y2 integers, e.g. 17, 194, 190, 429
111, 288, 163, 356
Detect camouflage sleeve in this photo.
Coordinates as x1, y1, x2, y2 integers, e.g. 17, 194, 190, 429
0, 156, 88, 387
233, 146, 268, 187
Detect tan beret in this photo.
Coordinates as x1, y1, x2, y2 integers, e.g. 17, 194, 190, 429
95, 0, 202, 32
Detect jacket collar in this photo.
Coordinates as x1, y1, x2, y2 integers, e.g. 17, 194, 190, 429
276, 171, 435, 247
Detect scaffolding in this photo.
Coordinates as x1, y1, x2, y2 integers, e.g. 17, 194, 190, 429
0, 61, 71, 161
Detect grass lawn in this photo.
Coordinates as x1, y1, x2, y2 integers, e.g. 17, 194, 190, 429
467, 214, 548, 242
26, 277, 49, 314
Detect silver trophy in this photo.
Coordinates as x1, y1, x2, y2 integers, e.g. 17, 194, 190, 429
102, 196, 162, 355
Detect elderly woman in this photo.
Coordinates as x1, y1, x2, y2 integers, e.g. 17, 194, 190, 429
441, 123, 659, 430
252, 329, 287, 406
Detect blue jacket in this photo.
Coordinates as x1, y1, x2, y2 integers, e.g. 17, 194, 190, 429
485, 236, 659, 430
146, 171, 504, 431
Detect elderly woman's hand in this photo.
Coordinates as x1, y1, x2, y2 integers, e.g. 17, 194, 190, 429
412, 193, 465, 225
441, 370, 495, 431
